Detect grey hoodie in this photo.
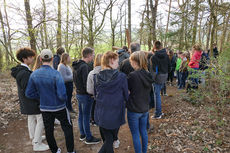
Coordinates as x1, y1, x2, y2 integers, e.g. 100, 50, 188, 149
87, 66, 101, 95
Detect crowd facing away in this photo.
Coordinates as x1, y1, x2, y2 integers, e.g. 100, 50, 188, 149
10, 40, 216, 153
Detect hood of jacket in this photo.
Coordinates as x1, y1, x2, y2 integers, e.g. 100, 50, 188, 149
136, 69, 154, 88
72, 60, 87, 70
155, 49, 168, 59
11, 65, 30, 79
97, 69, 119, 85
91, 66, 101, 75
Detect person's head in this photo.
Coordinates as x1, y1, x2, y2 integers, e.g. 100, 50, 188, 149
33, 55, 42, 71
181, 53, 187, 58
122, 46, 128, 52
82, 47, 94, 63
60, 53, 71, 65
178, 51, 183, 58
130, 51, 148, 71
168, 50, 174, 59
153, 41, 162, 51
130, 42, 140, 53
56, 47, 65, 56
101, 51, 119, 70
94, 53, 103, 67
40, 49, 53, 65
16, 47, 36, 65
192, 44, 202, 52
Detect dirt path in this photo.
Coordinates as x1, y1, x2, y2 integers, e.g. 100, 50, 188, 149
1, 72, 230, 153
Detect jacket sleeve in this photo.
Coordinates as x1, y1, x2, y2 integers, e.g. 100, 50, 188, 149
87, 72, 94, 95
25, 76, 40, 99
20, 71, 31, 92
82, 65, 89, 91
56, 72, 67, 102
168, 56, 171, 73
123, 75, 129, 102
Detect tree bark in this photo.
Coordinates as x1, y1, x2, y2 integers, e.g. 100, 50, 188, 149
220, 12, 230, 52
206, 16, 212, 50
192, 0, 199, 45
24, 0, 37, 51
150, 0, 158, 43
178, 0, 185, 50
164, 0, 172, 47
128, 0, 131, 43
80, 0, 84, 51
57, 0, 62, 48
42, 0, 48, 48
65, 0, 69, 53
146, 0, 151, 51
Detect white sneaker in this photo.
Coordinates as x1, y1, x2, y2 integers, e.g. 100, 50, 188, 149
33, 143, 49, 151
113, 140, 120, 149
56, 148, 61, 153
41, 135, 46, 141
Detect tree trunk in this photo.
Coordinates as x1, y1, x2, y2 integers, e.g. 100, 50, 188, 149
0, 47, 3, 70
80, 0, 84, 51
140, 1, 147, 46
178, 0, 185, 50
150, 0, 158, 43
192, 0, 199, 45
0, 8, 9, 63
42, 0, 48, 48
120, 6, 123, 47
65, 0, 69, 53
164, 0, 172, 47
128, 0, 131, 43
40, 25, 45, 49
110, 0, 115, 48
24, 0, 37, 51
220, 12, 230, 52
4, 0, 12, 62
198, 10, 204, 45
57, 0, 62, 48
146, 0, 152, 51
124, 1, 127, 45
206, 16, 212, 50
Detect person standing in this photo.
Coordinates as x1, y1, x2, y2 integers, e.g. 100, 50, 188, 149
26, 49, 75, 153
72, 47, 101, 144
58, 53, 74, 113
175, 52, 182, 88
168, 50, 177, 86
53, 47, 65, 70
150, 41, 171, 119
179, 53, 188, 89
127, 51, 154, 153
11, 48, 49, 152
94, 51, 129, 153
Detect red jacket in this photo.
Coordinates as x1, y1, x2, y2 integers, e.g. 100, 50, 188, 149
188, 50, 202, 68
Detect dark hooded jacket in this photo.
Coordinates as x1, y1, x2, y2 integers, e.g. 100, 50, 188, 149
94, 69, 129, 129
72, 60, 90, 95
127, 69, 154, 113
119, 59, 134, 76
117, 49, 130, 66
11, 65, 40, 115
53, 54, 61, 70
150, 49, 171, 84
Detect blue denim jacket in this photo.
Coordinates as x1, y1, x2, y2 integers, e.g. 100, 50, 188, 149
26, 65, 67, 112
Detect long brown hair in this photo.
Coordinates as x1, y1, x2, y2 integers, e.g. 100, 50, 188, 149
130, 51, 148, 71
94, 53, 103, 67
33, 55, 42, 71
60, 53, 70, 65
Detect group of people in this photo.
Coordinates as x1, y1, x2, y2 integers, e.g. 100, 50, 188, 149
11, 39, 214, 153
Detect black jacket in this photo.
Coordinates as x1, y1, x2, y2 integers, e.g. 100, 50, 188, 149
127, 69, 154, 113
119, 59, 134, 76
72, 60, 90, 95
150, 49, 171, 84
11, 65, 40, 115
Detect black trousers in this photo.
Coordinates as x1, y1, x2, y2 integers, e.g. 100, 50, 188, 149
99, 127, 119, 153
42, 108, 74, 153
91, 100, 96, 122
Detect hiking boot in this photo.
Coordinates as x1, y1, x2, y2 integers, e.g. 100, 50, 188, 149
113, 140, 120, 149
79, 135, 86, 141
84, 136, 101, 144
33, 143, 49, 151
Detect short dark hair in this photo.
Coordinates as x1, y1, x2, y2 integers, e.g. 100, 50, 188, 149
42, 58, 52, 63
122, 46, 128, 52
16, 47, 36, 63
56, 47, 65, 55
82, 47, 94, 58
130, 43, 140, 53
154, 41, 162, 50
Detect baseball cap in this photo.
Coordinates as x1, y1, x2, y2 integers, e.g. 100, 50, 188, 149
40, 49, 53, 59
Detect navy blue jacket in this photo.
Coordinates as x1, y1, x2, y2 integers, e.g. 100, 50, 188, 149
94, 69, 129, 129
53, 54, 61, 70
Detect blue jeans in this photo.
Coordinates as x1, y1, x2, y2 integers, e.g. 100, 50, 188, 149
154, 84, 163, 117
65, 82, 73, 111
177, 70, 181, 86
127, 110, 148, 153
179, 72, 187, 88
76, 94, 93, 140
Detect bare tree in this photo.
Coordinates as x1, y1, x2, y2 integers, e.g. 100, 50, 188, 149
164, 0, 172, 47
128, 0, 131, 43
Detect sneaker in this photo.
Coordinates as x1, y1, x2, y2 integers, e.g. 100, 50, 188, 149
41, 135, 46, 141
84, 136, 101, 144
56, 148, 61, 153
33, 143, 49, 151
163, 94, 168, 96
113, 140, 120, 149
79, 135, 86, 141
154, 113, 165, 119
54, 119, 60, 125
90, 121, 97, 127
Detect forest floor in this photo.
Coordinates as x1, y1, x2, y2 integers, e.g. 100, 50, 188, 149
0, 71, 230, 153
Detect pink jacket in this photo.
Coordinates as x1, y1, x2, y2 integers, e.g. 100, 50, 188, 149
188, 50, 202, 68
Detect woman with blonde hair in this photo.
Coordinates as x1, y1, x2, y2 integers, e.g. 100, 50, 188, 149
94, 51, 129, 153
58, 53, 74, 112
33, 55, 42, 71
127, 51, 154, 153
